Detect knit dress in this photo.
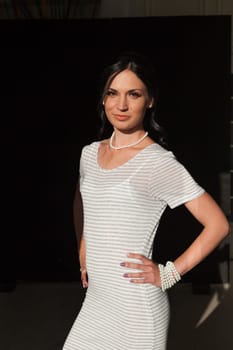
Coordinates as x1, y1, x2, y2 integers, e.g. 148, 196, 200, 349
63, 141, 205, 350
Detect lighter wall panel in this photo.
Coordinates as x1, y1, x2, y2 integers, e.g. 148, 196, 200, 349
203, 0, 221, 14
220, 0, 233, 72
98, 0, 131, 18
98, 1, 233, 72
98, 0, 203, 17
220, 0, 233, 14
142, 0, 202, 16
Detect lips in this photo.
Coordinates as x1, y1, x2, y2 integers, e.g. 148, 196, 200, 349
114, 114, 130, 121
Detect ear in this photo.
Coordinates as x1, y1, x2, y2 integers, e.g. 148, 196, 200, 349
147, 98, 154, 109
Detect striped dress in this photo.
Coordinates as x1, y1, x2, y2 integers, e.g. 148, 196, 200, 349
63, 141, 205, 350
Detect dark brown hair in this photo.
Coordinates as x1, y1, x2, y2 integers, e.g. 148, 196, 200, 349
97, 51, 168, 148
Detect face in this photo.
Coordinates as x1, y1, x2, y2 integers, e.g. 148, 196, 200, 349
103, 69, 152, 133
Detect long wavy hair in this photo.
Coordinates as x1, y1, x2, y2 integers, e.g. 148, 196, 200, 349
96, 51, 168, 149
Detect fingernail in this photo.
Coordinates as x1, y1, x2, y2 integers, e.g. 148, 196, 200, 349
120, 262, 125, 266
123, 273, 128, 278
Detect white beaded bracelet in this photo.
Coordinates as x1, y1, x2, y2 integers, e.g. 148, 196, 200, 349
158, 261, 181, 292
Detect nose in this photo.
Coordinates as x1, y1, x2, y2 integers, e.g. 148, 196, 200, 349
117, 95, 128, 111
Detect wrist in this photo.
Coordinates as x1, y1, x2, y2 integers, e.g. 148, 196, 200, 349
80, 267, 86, 272
158, 261, 181, 292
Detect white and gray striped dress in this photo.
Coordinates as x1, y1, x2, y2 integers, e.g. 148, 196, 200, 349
63, 141, 205, 350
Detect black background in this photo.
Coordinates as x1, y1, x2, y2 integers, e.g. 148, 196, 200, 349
1, 16, 230, 285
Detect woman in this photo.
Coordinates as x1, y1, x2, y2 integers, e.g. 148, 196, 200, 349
63, 52, 229, 350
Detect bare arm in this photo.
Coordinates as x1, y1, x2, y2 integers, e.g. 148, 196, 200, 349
174, 191, 230, 276
73, 181, 88, 287
121, 191, 230, 287
73, 181, 83, 250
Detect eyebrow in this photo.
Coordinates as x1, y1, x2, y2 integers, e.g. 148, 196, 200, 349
108, 88, 144, 92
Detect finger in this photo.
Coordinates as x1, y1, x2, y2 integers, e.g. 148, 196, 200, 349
81, 271, 88, 288
127, 253, 152, 266
82, 280, 88, 288
81, 274, 87, 284
129, 275, 154, 284
127, 253, 147, 262
129, 278, 146, 284
120, 262, 146, 270
82, 281, 88, 288
123, 272, 144, 279
125, 272, 157, 285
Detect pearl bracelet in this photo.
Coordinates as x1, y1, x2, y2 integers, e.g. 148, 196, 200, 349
158, 261, 181, 292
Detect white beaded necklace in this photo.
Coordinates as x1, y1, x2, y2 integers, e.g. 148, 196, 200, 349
109, 131, 148, 150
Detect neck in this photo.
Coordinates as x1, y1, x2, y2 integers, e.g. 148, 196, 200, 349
109, 131, 148, 150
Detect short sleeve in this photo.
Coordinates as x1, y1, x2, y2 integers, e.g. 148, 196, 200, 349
149, 151, 205, 209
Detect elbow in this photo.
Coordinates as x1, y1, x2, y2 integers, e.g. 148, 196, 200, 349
212, 216, 230, 240
226, 221, 231, 236
222, 219, 230, 238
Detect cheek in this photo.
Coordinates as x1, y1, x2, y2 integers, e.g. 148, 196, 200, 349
104, 104, 114, 121
104, 100, 115, 112
133, 103, 148, 115
104, 106, 112, 118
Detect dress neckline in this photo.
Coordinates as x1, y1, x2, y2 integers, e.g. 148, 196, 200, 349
95, 142, 158, 172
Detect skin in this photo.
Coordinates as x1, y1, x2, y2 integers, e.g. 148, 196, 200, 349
78, 69, 230, 288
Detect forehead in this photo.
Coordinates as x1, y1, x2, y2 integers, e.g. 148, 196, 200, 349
109, 69, 146, 90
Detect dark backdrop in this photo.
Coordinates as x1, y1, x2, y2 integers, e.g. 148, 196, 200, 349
1, 16, 230, 287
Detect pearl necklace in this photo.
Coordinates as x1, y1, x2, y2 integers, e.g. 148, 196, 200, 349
109, 131, 148, 150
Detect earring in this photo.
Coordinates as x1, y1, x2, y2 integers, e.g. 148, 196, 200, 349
148, 98, 154, 108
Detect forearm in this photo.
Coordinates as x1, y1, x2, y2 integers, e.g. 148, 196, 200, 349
79, 234, 86, 270
174, 215, 229, 276
73, 181, 84, 251
79, 234, 88, 288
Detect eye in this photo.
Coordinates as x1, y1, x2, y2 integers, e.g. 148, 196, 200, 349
106, 90, 117, 97
129, 91, 141, 98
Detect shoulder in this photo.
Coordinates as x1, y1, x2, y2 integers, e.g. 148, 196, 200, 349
81, 140, 100, 156
146, 144, 193, 177
146, 143, 176, 161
